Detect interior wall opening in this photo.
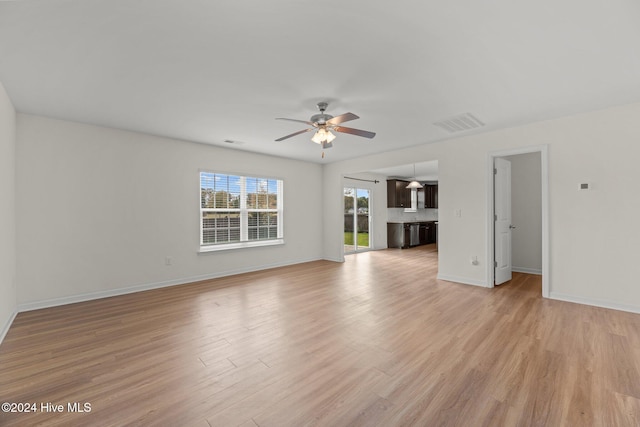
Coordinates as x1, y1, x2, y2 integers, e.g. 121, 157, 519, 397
488, 145, 549, 297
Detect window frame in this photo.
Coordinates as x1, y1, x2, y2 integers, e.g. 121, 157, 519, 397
199, 171, 284, 252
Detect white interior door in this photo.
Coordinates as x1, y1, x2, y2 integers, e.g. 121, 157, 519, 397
494, 157, 512, 285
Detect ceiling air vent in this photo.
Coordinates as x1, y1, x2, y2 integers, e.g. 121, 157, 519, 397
433, 113, 485, 134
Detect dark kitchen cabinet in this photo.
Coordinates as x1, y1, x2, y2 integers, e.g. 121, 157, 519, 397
419, 223, 429, 245
426, 222, 437, 244
424, 184, 438, 209
387, 179, 411, 208
420, 221, 437, 244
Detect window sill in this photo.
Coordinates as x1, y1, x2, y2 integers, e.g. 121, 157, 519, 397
198, 239, 284, 253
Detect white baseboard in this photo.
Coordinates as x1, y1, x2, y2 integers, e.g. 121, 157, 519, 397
0, 309, 17, 346
436, 273, 488, 288
550, 292, 640, 314
18, 257, 323, 312
512, 267, 542, 275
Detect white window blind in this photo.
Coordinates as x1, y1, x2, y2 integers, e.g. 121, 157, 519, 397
200, 172, 283, 251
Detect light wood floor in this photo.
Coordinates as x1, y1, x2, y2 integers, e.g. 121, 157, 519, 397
1, 245, 640, 426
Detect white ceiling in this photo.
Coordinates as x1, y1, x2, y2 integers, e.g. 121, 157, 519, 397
1, 1, 640, 164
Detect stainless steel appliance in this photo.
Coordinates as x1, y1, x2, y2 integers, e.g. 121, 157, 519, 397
409, 223, 420, 246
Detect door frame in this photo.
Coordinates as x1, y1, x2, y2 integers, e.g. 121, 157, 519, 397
343, 186, 373, 254
485, 145, 549, 297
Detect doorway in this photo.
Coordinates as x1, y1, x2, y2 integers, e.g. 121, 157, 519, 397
344, 187, 371, 254
487, 146, 549, 297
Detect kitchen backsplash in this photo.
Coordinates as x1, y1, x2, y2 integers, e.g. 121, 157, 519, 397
388, 208, 438, 222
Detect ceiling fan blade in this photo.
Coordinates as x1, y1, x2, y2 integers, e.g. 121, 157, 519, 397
321, 140, 333, 149
326, 112, 359, 126
276, 118, 315, 126
333, 126, 376, 139
275, 128, 312, 141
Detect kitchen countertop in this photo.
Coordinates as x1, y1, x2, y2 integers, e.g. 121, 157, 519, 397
387, 220, 438, 224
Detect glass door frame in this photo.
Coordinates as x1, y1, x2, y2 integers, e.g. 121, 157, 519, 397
343, 187, 372, 254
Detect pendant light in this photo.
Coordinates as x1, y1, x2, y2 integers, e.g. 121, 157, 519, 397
406, 164, 422, 189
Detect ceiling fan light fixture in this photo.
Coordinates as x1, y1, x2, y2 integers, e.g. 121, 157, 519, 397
326, 130, 336, 143
311, 128, 336, 144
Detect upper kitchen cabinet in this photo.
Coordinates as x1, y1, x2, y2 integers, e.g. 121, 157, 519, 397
387, 179, 411, 208
424, 184, 438, 208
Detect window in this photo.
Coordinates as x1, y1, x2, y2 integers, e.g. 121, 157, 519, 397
200, 172, 283, 251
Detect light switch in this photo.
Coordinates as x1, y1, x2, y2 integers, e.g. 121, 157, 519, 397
454, 209, 462, 217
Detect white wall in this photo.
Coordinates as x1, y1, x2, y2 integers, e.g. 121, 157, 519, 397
505, 153, 542, 274
323, 102, 640, 313
0, 81, 17, 342
10, 102, 640, 315
16, 114, 324, 309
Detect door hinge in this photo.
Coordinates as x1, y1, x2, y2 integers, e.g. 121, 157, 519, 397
494, 214, 497, 221
494, 168, 497, 175
494, 261, 498, 268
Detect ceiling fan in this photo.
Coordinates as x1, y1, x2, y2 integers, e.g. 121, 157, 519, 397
275, 102, 376, 154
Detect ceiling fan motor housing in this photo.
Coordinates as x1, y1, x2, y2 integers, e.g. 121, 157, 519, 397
311, 102, 332, 125
310, 113, 333, 125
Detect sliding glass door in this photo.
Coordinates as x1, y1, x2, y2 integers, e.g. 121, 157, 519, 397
344, 187, 371, 254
